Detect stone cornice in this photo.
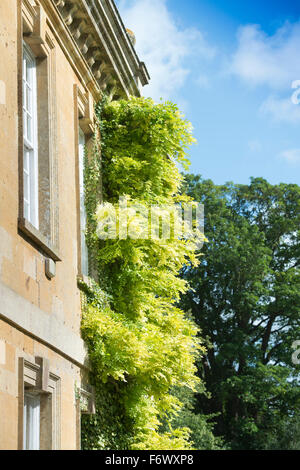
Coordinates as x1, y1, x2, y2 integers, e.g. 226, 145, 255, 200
48, 0, 150, 99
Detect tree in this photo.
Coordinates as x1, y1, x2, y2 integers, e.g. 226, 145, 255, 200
81, 98, 210, 450
160, 386, 224, 449
180, 175, 300, 449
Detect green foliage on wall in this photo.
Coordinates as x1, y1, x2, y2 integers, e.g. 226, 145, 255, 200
80, 97, 207, 450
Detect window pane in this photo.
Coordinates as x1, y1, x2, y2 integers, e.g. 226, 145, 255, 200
23, 148, 29, 172
23, 81, 26, 109
24, 173, 30, 207
23, 43, 38, 229
26, 114, 32, 143
23, 57, 27, 81
80, 200, 89, 276
26, 86, 32, 114
79, 129, 89, 276
23, 393, 40, 450
24, 199, 29, 221
23, 148, 30, 221
23, 110, 27, 139
26, 58, 31, 83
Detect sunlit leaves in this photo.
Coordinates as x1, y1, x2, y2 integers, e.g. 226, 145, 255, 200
81, 97, 203, 450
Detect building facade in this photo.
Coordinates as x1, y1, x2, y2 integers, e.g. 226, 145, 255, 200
0, 0, 149, 450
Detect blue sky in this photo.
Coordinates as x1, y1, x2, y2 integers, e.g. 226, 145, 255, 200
117, 0, 300, 185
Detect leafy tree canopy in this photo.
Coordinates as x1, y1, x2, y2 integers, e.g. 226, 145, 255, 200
181, 175, 300, 449
80, 98, 219, 450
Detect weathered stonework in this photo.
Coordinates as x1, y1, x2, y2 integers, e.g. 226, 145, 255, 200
51, 0, 149, 98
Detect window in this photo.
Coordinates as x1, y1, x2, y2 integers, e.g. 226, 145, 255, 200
78, 128, 89, 276
75, 86, 94, 279
19, 5, 60, 261
23, 43, 39, 229
23, 393, 40, 450
19, 357, 61, 450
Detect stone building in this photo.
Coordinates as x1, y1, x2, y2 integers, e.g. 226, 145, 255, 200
0, 0, 149, 449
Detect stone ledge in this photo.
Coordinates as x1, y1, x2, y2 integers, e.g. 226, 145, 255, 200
18, 217, 62, 262
0, 279, 88, 368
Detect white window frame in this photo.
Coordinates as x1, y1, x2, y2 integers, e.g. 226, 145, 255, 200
79, 128, 89, 276
23, 42, 39, 229
23, 392, 40, 450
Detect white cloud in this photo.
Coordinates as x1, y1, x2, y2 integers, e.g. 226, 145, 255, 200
117, 0, 216, 100
229, 22, 300, 89
228, 21, 300, 123
279, 148, 300, 164
260, 95, 300, 124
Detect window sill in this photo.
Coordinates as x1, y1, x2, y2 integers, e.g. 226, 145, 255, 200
18, 217, 62, 262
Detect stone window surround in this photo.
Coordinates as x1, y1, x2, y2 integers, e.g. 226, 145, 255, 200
75, 381, 96, 449
18, 1, 61, 262
18, 356, 61, 450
